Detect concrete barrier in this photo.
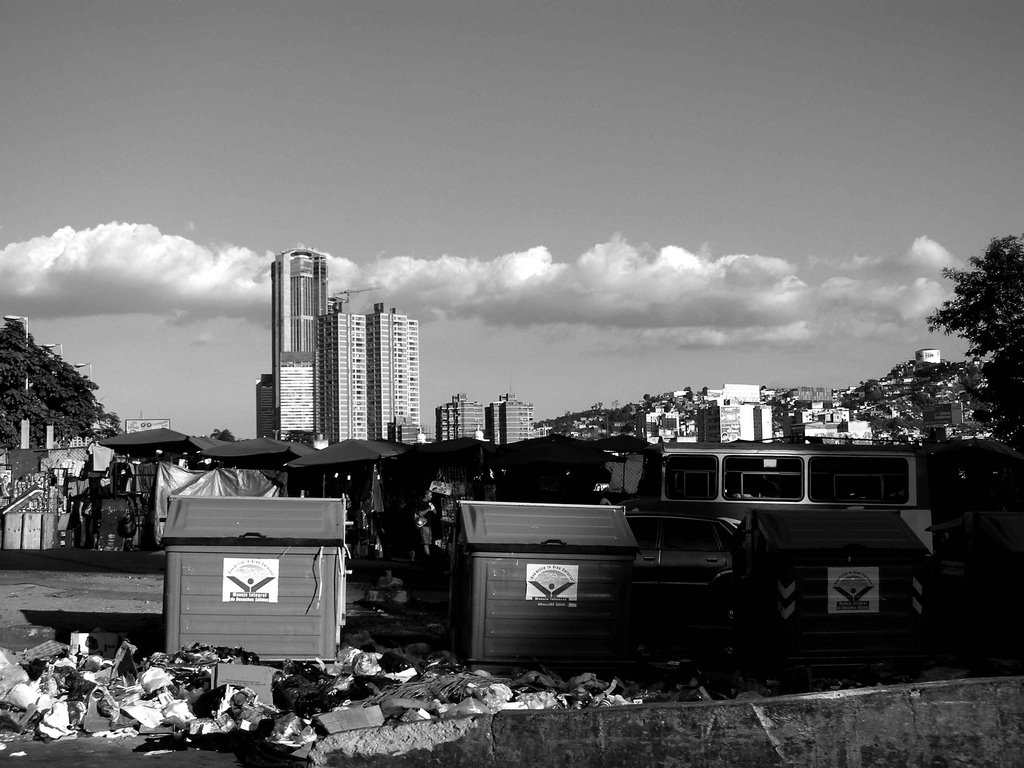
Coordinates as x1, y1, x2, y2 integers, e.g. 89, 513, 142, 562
309, 675, 1024, 767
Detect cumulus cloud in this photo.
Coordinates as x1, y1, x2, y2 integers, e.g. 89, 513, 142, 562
0, 222, 269, 322
0, 222, 956, 349
905, 236, 959, 271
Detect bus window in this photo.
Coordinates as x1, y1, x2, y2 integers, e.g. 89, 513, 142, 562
808, 456, 909, 503
722, 456, 802, 500
665, 455, 718, 500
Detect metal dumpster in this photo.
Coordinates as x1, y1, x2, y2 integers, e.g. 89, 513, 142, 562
451, 500, 636, 671
733, 507, 930, 682
931, 509, 1024, 663
162, 495, 346, 661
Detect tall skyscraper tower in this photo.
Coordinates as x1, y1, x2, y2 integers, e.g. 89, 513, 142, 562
270, 247, 328, 438
255, 374, 275, 439
366, 303, 420, 442
316, 308, 369, 442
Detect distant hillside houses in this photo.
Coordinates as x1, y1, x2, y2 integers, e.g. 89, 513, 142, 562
536, 349, 987, 445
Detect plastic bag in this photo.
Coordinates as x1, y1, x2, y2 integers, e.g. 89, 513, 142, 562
440, 696, 492, 719
0, 663, 29, 700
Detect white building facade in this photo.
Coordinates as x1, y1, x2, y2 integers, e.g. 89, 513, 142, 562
316, 311, 368, 441
366, 304, 421, 442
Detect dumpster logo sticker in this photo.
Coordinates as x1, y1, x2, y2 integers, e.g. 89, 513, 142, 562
223, 558, 279, 603
526, 563, 578, 604
828, 567, 879, 614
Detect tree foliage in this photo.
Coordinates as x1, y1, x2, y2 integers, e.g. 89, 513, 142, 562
210, 428, 236, 442
928, 234, 1024, 448
1, 319, 120, 446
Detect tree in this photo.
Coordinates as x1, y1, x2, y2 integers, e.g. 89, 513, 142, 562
210, 428, 236, 442
928, 234, 1024, 448
1, 319, 120, 446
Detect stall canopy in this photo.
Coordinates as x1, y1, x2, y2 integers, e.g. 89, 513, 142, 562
189, 435, 229, 452
590, 434, 650, 453
99, 428, 214, 457
285, 438, 411, 468
201, 437, 316, 467
921, 437, 1024, 522
488, 435, 611, 467
404, 437, 498, 462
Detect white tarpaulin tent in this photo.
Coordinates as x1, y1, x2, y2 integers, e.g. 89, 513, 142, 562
152, 462, 280, 544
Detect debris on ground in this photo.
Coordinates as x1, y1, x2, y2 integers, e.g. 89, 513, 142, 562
0, 630, 690, 758
0, 626, 973, 764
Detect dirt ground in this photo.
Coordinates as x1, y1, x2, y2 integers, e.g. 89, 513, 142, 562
0, 550, 450, 658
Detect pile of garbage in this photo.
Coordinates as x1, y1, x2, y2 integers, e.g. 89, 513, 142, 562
0, 624, 734, 762
2, 563, 941, 760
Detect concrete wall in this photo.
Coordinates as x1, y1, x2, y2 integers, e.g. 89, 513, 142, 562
310, 676, 1024, 768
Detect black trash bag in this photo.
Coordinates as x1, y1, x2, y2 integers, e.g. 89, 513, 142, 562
378, 650, 415, 674
272, 675, 321, 712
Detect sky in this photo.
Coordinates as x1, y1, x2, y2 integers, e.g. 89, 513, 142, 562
2, 0, 1021, 439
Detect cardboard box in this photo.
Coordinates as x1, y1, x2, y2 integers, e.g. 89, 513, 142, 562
70, 630, 123, 659
213, 663, 278, 704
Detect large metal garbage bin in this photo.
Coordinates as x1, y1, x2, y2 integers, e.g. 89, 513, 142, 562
931, 509, 1024, 662
734, 508, 930, 681
451, 500, 637, 671
162, 495, 347, 661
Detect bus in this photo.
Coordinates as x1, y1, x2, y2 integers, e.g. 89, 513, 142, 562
625, 441, 932, 550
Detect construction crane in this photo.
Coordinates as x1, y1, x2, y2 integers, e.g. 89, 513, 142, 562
330, 286, 381, 313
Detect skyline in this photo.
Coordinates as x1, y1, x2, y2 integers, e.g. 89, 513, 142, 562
3, 1, 1020, 438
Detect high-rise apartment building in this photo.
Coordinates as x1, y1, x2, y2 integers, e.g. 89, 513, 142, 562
264, 253, 423, 444
255, 374, 275, 439
365, 303, 421, 442
315, 309, 368, 441
270, 247, 328, 438
436, 393, 486, 441
485, 393, 534, 444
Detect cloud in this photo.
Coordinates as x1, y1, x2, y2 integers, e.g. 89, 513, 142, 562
0, 222, 955, 350
0, 222, 269, 322
905, 236, 958, 271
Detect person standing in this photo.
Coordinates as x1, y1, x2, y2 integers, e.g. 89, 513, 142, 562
411, 489, 434, 562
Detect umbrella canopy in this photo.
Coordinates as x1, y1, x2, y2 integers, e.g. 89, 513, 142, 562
285, 438, 411, 468
99, 428, 206, 457
201, 437, 316, 461
188, 435, 231, 452
200, 437, 316, 469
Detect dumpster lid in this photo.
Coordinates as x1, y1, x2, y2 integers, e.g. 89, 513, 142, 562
750, 508, 927, 552
458, 501, 637, 554
975, 511, 1024, 553
162, 495, 345, 544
